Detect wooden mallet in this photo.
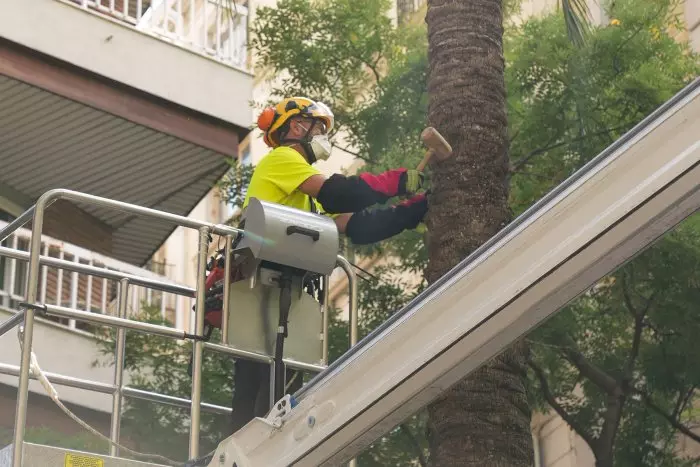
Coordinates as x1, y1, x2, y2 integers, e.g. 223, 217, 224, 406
417, 127, 453, 172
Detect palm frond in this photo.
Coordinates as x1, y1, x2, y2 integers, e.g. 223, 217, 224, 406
560, 0, 592, 48
222, 0, 241, 21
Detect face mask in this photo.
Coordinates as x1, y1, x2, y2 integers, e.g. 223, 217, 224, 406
309, 134, 331, 161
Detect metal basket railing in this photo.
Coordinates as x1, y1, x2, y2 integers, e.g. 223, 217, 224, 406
0, 188, 357, 466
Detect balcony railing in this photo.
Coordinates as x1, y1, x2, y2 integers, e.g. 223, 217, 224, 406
64, 0, 248, 69
0, 220, 187, 333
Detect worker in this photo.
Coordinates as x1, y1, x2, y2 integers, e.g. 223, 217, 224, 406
246, 96, 427, 241
229, 96, 428, 433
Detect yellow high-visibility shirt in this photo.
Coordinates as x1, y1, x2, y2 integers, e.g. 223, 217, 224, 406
243, 146, 325, 213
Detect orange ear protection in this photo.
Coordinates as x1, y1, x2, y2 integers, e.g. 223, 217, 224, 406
257, 107, 276, 132
258, 107, 277, 147
257, 107, 277, 147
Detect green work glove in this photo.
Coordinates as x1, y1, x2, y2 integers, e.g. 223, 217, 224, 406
400, 169, 425, 194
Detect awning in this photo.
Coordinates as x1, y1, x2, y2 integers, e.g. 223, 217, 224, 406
0, 73, 246, 265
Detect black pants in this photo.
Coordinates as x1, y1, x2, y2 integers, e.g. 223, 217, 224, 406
230, 359, 304, 433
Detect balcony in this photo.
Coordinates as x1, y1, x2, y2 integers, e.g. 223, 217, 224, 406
1, 0, 252, 127
68, 0, 249, 71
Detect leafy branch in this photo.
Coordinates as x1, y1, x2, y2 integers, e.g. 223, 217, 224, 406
631, 388, 700, 444
510, 126, 627, 172
529, 359, 597, 448
399, 424, 428, 467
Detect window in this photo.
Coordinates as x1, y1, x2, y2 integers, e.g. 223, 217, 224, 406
240, 146, 251, 165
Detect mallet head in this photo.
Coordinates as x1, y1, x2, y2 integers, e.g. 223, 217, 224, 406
421, 127, 452, 161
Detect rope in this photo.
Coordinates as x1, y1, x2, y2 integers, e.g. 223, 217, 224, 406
20, 337, 184, 466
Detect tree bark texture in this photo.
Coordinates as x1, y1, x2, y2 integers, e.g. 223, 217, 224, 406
424, 0, 534, 465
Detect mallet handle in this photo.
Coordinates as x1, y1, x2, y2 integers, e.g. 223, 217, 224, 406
417, 148, 435, 172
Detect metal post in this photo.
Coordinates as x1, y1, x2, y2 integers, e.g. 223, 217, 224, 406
8, 236, 17, 305
215, 0, 221, 58
336, 256, 358, 347
177, 0, 183, 35
189, 0, 195, 45
110, 278, 129, 456
221, 235, 233, 343
322, 275, 330, 365
269, 361, 276, 410
189, 226, 210, 459
85, 259, 93, 312
44, 304, 191, 340
40, 244, 49, 306
12, 196, 50, 467
202, 0, 207, 50
336, 256, 358, 467
69, 268, 79, 330
0, 311, 24, 338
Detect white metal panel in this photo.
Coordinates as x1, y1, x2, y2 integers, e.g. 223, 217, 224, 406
0, 442, 167, 467
211, 79, 700, 466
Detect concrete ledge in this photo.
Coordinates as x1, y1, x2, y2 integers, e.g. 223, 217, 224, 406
0, 308, 122, 413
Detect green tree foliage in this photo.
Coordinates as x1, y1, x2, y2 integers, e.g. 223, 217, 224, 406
505, 1, 699, 465
506, 0, 699, 216
251, 0, 412, 134
528, 216, 700, 466
507, 2, 700, 465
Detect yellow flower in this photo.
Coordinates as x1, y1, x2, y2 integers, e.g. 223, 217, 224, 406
610, 18, 621, 26
650, 26, 661, 40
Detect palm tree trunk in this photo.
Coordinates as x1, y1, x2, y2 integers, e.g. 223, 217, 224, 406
424, 0, 533, 465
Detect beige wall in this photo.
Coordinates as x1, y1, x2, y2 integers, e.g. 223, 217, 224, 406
533, 414, 595, 467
